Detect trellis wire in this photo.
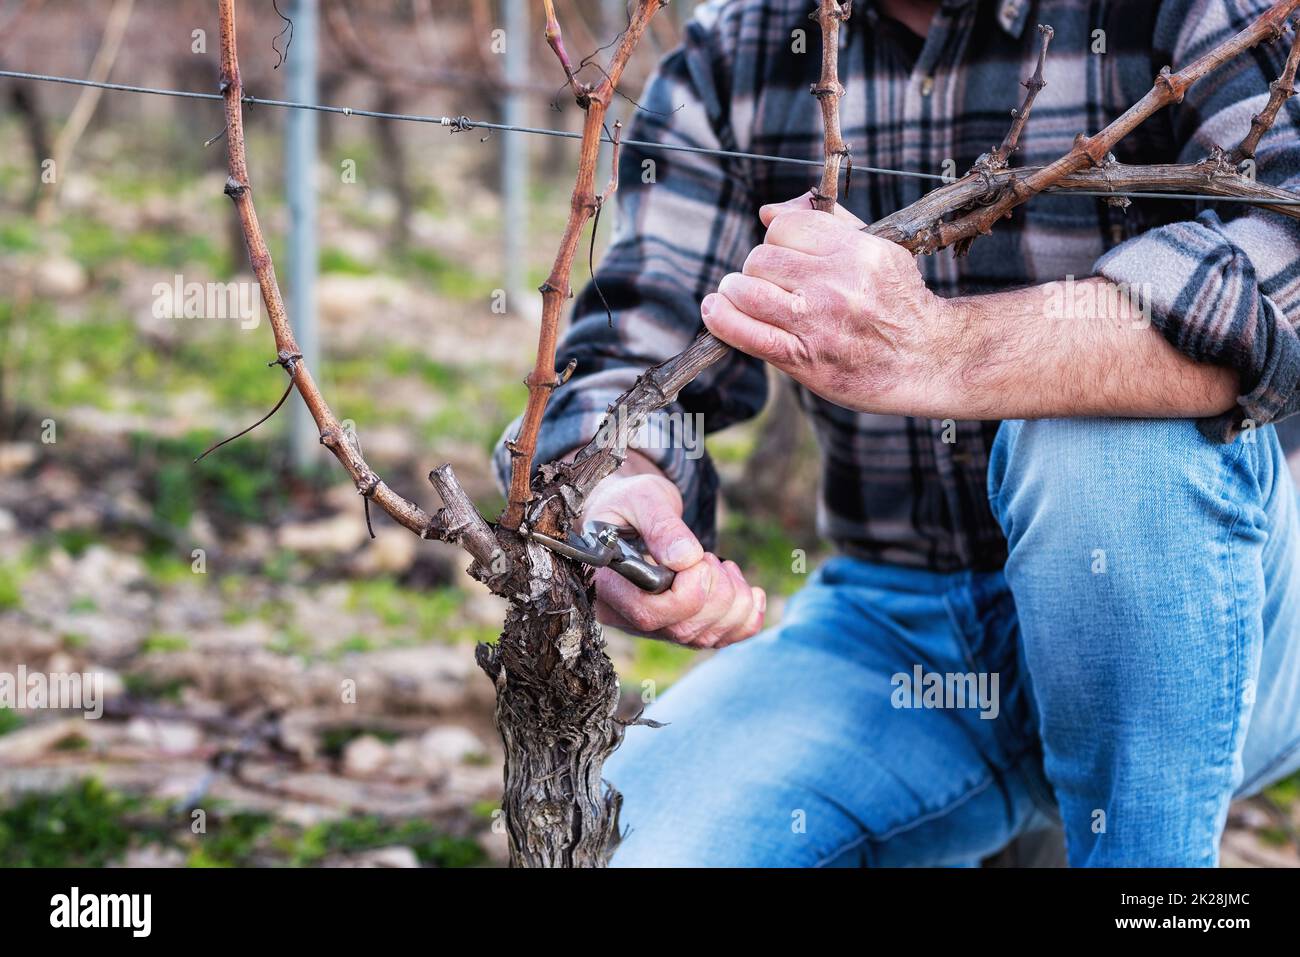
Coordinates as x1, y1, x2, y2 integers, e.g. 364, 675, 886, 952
3, 68, 1300, 206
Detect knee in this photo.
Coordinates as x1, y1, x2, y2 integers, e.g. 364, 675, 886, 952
985, 417, 1279, 656
988, 417, 1267, 556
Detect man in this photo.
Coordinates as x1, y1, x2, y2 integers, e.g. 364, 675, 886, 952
495, 0, 1300, 866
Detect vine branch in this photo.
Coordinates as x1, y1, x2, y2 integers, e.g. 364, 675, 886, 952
810, 0, 850, 211
984, 23, 1053, 172
216, 0, 448, 542
936, 0, 1300, 252
1230, 16, 1300, 165
501, 0, 665, 532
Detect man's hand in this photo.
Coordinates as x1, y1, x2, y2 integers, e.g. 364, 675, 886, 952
701, 193, 959, 417
703, 192, 1238, 421
582, 460, 765, 649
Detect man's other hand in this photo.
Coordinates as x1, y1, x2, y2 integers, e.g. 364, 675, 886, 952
583, 466, 765, 649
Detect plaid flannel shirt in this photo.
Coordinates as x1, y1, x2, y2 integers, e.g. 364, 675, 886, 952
494, 0, 1300, 572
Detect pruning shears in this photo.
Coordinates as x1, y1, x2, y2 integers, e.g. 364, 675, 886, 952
524, 521, 676, 595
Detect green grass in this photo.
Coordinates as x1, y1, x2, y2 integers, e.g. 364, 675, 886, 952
0, 218, 39, 253
133, 431, 290, 530
345, 578, 492, 643
0, 779, 133, 867
0, 560, 25, 611
172, 327, 294, 410
332, 634, 377, 657
121, 673, 190, 702
185, 811, 277, 868
320, 246, 373, 275
624, 636, 697, 692
100, 164, 197, 204
1257, 826, 1293, 847
267, 628, 313, 657
201, 812, 485, 867
706, 427, 758, 466
378, 349, 468, 390
318, 725, 401, 758
1265, 769, 1300, 805
7, 300, 135, 411
4, 269, 288, 429
286, 817, 485, 868
141, 633, 191, 654
5, 287, 284, 419
476, 490, 507, 522
332, 348, 518, 453
53, 528, 99, 558
260, 548, 301, 585
0, 780, 486, 868
62, 215, 222, 273
398, 246, 494, 301
143, 550, 200, 585
719, 513, 820, 598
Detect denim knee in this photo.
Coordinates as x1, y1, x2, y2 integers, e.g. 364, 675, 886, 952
987, 417, 1273, 559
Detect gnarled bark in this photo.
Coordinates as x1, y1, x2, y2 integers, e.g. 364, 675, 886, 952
476, 556, 624, 868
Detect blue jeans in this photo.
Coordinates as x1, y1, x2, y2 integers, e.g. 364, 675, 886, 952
606, 418, 1300, 866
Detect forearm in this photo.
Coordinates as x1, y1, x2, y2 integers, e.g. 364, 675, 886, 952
939, 278, 1240, 421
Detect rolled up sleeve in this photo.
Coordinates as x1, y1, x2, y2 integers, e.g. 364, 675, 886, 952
1094, 0, 1300, 441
